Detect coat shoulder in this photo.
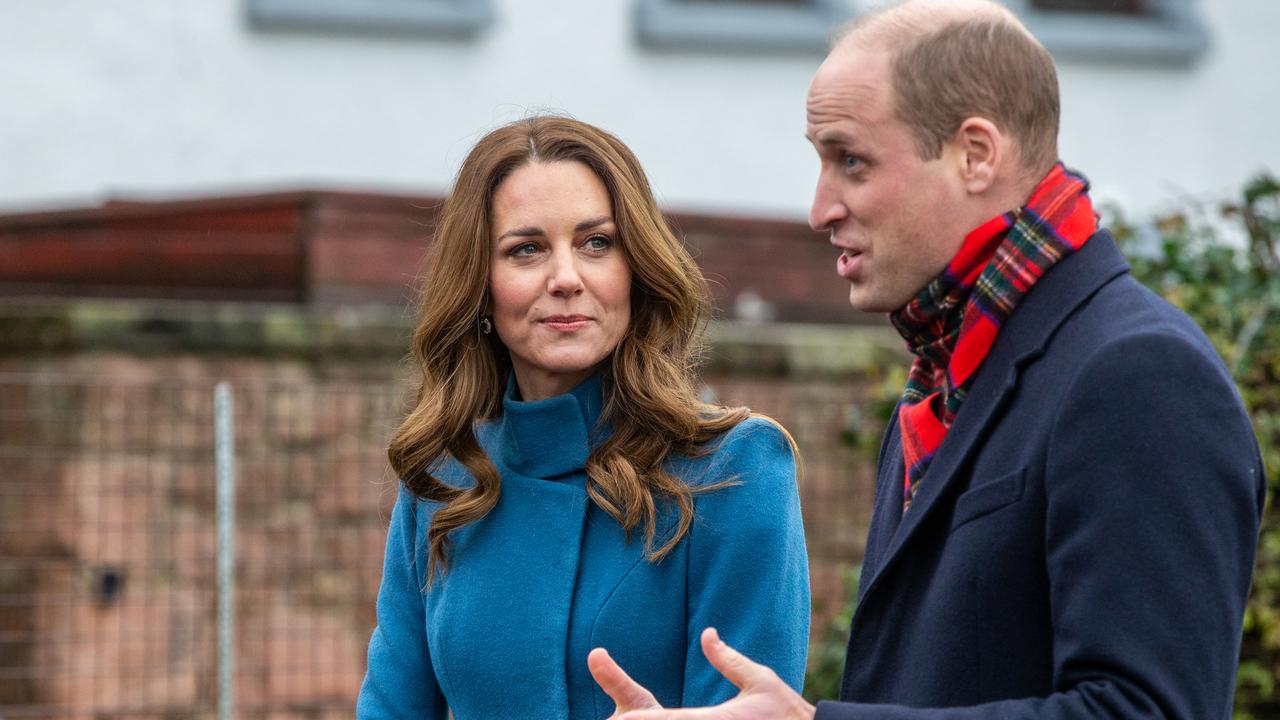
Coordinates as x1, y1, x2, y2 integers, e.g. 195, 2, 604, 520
674, 415, 797, 489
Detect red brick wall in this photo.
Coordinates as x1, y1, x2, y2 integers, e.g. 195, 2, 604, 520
0, 345, 882, 718
0, 191, 881, 325
0, 197, 305, 302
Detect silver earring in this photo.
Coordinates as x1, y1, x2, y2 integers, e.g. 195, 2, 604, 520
479, 316, 493, 335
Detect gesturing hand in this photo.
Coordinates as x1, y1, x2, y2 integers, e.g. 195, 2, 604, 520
590, 627, 816, 720
587, 647, 665, 718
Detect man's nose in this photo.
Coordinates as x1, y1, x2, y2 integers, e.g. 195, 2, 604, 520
809, 174, 846, 233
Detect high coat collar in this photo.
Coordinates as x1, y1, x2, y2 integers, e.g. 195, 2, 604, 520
858, 230, 1131, 602
498, 372, 606, 479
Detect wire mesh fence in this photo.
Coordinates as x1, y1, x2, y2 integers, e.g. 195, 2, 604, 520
0, 375, 402, 719
0, 371, 874, 719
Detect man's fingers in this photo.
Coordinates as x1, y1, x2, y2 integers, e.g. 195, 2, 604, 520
619, 710, 718, 720
700, 627, 774, 691
588, 647, 662, 712
615, 632, 808, 720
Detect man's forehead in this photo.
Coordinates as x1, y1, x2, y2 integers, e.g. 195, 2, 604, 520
806, 87, 877, 133
813, 43, 889, 93
806, 50, 890, 132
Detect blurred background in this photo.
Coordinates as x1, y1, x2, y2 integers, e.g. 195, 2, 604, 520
0, 0, 1276, 718
0, 0, 1276, 218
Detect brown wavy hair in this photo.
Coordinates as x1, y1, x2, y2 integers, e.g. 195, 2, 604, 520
388, 115, 765, 581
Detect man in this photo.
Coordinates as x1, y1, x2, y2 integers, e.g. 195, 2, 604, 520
588, 0, 1266, 718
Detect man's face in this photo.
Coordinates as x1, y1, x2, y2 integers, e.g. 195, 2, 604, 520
806, 44, 969, 313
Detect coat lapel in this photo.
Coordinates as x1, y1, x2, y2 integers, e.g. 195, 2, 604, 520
858, 407, 903, 600
854, 230, 1130, 606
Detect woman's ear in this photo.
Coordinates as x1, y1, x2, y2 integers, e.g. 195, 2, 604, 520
952, 117, 1004, 194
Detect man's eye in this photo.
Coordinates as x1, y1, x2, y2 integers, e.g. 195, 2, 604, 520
843, 154, 864, 171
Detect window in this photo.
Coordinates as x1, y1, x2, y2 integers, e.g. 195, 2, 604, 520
246, 0, 492, 37
635, 0, 848, 53
1010, 0, 1208, 65
1031, 0, 1148, 14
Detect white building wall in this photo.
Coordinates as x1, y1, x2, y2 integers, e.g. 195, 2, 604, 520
0, 0, 1275, 220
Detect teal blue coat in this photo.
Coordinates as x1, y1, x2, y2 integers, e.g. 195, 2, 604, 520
357, 374, 810, 719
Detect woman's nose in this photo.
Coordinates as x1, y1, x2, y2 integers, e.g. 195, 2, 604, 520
546, 250, 584, 297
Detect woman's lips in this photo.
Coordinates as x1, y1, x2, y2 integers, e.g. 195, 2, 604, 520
542, 316, 591, 331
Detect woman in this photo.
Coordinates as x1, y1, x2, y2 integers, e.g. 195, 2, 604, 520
357, 116, 809, 719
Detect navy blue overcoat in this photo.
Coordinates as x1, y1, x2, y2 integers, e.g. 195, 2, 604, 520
817, 232, 1266, 720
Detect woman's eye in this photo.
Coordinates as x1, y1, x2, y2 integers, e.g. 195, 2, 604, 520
509, 242, 539, 257
584, 234, 613, 251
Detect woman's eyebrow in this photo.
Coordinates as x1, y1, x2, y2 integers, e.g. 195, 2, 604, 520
497, 216, 614, 242
496, 225, 544, 242
575, 216, 613, 232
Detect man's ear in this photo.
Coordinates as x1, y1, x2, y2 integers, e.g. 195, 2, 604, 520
952, 118, 1005, 194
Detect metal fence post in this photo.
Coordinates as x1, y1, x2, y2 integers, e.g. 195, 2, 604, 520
214, 382, 236, 720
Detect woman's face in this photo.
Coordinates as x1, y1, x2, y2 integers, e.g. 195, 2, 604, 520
489, 160, 632, 401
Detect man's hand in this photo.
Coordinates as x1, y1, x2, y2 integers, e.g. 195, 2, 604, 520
588, 647, 665, 718
590, 627, 816, 720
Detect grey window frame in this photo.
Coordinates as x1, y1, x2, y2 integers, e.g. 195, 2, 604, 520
246, 0, 493, 37
635, 0, 849, 53
635, 0, 1208, 64
1007, 0, 1209, 65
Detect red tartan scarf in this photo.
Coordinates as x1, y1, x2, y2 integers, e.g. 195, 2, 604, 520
890, 163, 1097, 512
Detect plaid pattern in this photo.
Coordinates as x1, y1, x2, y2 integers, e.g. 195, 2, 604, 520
891, 163, 1097, 512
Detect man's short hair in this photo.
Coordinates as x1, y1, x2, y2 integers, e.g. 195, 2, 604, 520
838, 2, 1061, 176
